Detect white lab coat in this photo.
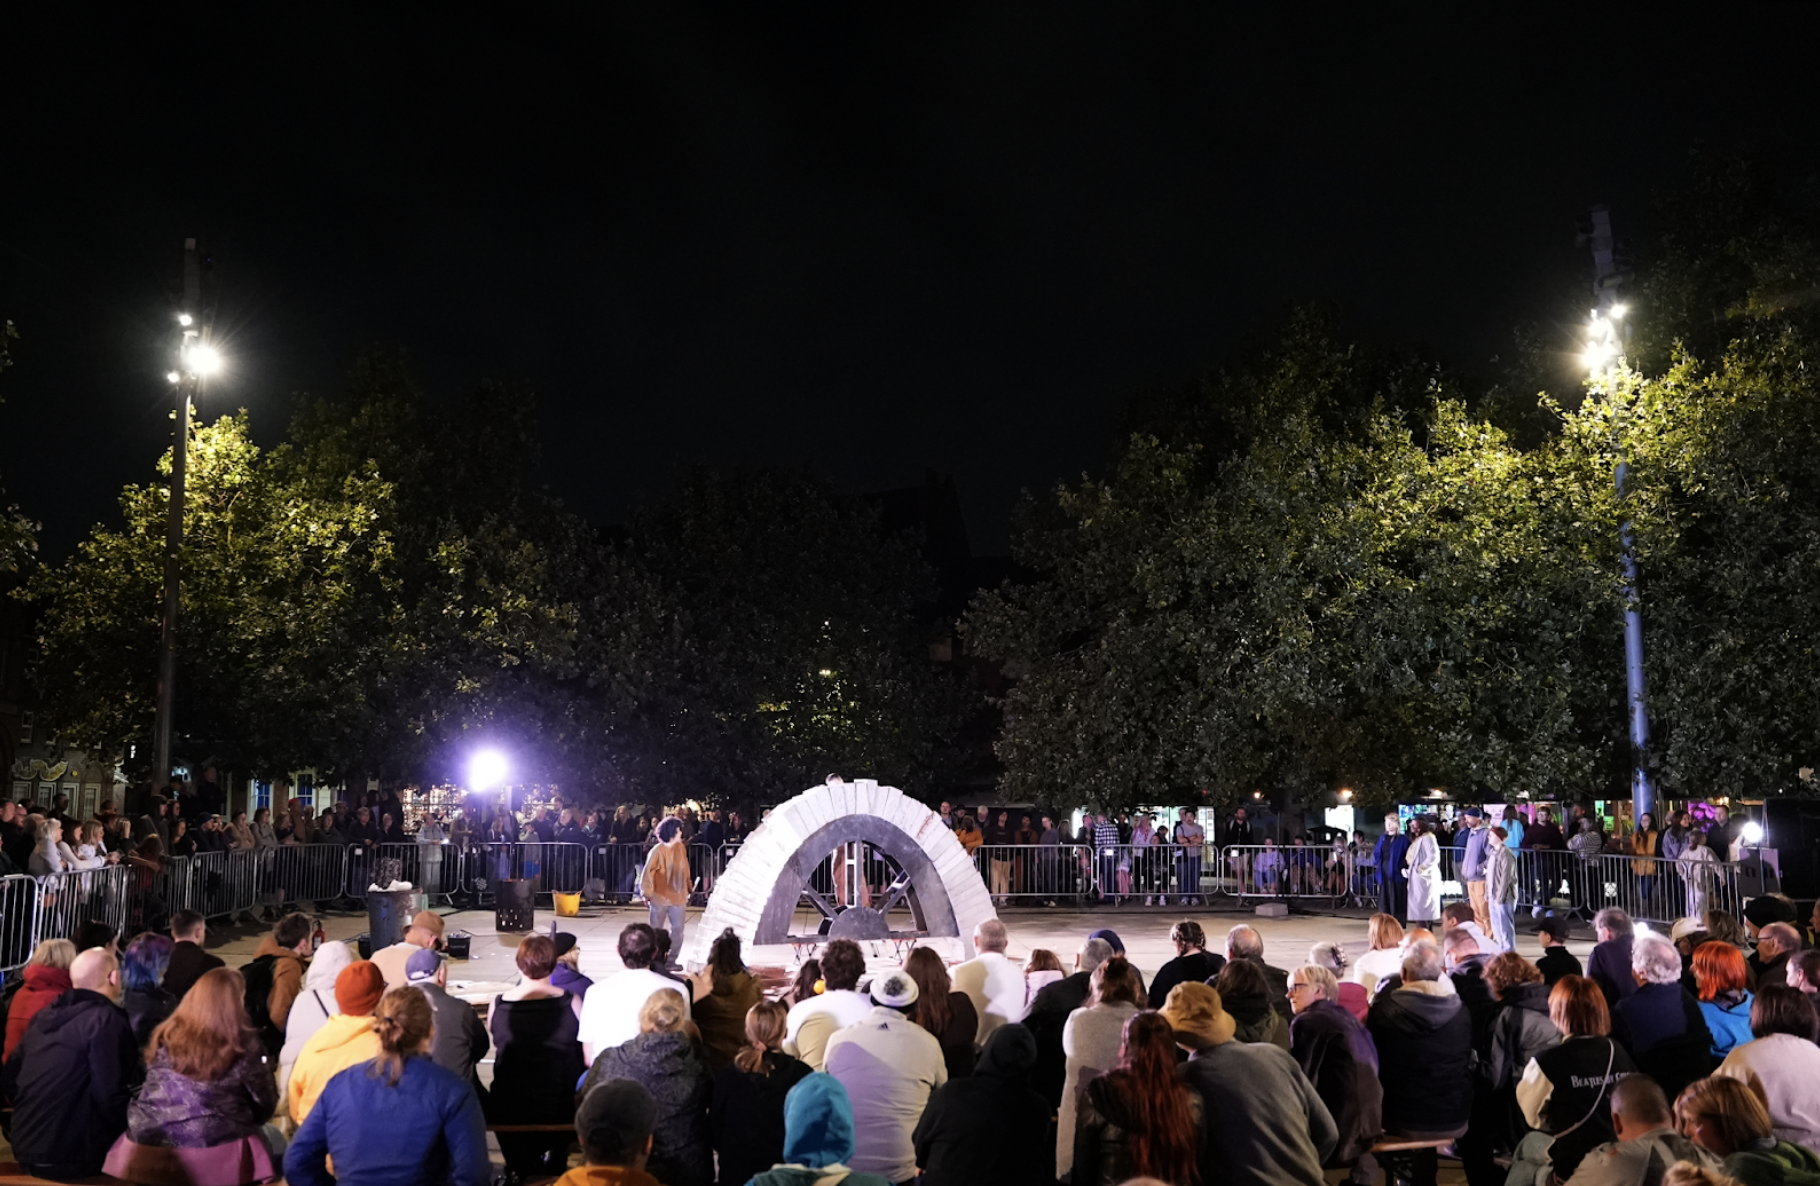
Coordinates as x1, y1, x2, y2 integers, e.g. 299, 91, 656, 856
1406, 831, 1442, 922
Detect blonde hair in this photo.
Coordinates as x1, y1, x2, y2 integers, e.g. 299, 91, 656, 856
369, 987, 434, 1087
1675, 1077, 1772, 1157
639, 988, 689, 1034
734, 999, 788, 1074
1368, 914, 1404, 951
27, 939, 77, 970
35, 817, 61, 842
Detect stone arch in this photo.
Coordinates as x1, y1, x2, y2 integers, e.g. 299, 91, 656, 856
681, 780, 996, 969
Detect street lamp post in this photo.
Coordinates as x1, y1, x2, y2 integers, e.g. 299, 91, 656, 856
151, 239, 219, 790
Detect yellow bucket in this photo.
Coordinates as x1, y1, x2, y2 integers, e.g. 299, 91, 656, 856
553, 892, 582, 918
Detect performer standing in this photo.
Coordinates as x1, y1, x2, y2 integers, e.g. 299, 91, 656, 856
642, 819, 691, 966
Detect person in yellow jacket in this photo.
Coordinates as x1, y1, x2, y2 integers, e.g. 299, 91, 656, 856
287, 961, 385, 1130
641, 818, 692, 968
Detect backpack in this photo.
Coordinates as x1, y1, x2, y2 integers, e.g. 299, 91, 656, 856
240, 953, 284, 1057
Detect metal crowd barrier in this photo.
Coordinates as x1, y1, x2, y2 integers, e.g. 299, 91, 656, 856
1224, 843, 1346, 902
29, 864, 132, 954
463, 841, 590, 905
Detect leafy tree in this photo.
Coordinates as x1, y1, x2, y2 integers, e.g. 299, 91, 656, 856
0, 319, 37, 575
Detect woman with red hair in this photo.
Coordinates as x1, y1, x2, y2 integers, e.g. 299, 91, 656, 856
1072, 1011, 1204, 1186
1692, 940, 1754, 1059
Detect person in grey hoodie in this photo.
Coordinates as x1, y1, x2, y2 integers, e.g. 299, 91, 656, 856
404, 947, 490, 1090
751, 1074, 895, 1186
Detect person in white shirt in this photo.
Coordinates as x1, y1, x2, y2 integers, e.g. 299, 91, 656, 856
577, 922, 692, 1062
1713, 984, 1820, 1155
950, 918, 1025, 1044
784, 938, 873, 1072
823, 967, 948, 1186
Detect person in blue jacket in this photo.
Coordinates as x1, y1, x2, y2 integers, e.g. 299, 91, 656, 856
1373, 815, 1410, 924
285, 987, 489, 1186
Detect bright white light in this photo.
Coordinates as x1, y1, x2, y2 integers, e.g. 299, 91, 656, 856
166, 371, 181, 384
1741, 821, 1764, 846
1610, 304, 1627, 320
177, 313, 193, 327
469, 749, 508, 790
186, 344, 223, 376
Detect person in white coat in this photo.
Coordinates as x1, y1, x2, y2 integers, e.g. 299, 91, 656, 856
278, 939, 355, 1097
1404, 817, 1442, 928
950, 918, 1025, 1044
1678, 830, 1718, 920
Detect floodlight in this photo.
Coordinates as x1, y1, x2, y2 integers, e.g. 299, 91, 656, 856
1741, 821, 1764, 846
469, 748, 509, 791
186, 344, 222, 377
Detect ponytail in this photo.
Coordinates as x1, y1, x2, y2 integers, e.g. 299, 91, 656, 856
733, 999, 787, 1075
369, 987, 434, 1086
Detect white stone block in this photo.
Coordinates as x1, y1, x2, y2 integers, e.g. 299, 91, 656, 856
1254, 901, 1290, 918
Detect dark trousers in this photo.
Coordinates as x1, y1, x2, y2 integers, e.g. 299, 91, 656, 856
1380, 877, 1407, 922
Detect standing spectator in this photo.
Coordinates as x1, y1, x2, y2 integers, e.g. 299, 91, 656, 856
1368, 940, 1474, 1185
1350, 914, 1408, 1000
1630, 811, 1661, 907
1612, 933, 1716, 1103
560, 1079, 666, 1186
1149, 919, 1226, 1009
1537, 916, 1583, 985
903, 946, 979, 1080
1522, 808, 1567, 851
1588, 908, 1640, 1007
748, 1073, 895, 1186
1057, 956, 1145, 1178
712, 1000, 812, 1186
951, 918, 1024, 1044
1679, 830, 1720, 919
405, 947, 490, 1089
1673, 1075, 1820, 1185
2, 938, 76, 1061
163, 910, 224, 1001
252, 806, 279, 849
782, 938, 872, 1072
286, 961, 385, 1131
1289, 963, 1383, 1170
915, 1023, 1054, 1186
1175, 807, 1205, 906
1162, 981, 1337, 1186
284, 986, 489, 1186
1513, 975, 1638, 1184
582, 988, 713, 1186
227, 810, 256, 850
127, 967, 280, 1154
120, 932, 177, 1048
692, 927, 764, 1071
1487, 826, 1519, 953
1375, 815, 1410, 923
580, 923, 693, 1062
280, 940, 355, 1094
642, 818, 691, 961
1458, 806, 1493, 936
1070, 1013, 1200, 1186
984, 809, 1014, 903
1024, 936, 1113, 1109
0, 948, 143, 1181
1036, 814, 1062, 907
1694, 941, 1757, 1060
1501, 806, 1527, 853
369, 909, 444, 991
823, 969, 948, 1186
1406, 817, 1443, 929
489, 933, 586, 1181
1713, 985, 1820, 1154
1092, 812, 1121, 902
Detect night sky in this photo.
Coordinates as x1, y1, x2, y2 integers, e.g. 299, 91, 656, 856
4, 11, 1817, 560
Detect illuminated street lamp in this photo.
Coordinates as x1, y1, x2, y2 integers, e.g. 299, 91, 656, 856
469, 748, 509, 791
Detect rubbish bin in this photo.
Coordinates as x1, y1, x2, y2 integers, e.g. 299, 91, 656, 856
367, 886, 427, 952
496, 879, 536, 933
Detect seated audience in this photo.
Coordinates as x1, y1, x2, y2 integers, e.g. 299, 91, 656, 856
783, 937, 872, 1072
1150, 921, 1225, 1010
1216, 956, 1289, 1048
1442, 901, 1494, 955
952, 918, 1026, 1043
490, 933, 586, 1180
749, 1073, 895, 1186
1024, 935, 1114, 1110
163, 909, 224, 1000
120, 932, 177, 1048
1308, 940, 1368, 1020
1785, 950, 1820, 1000
280, 939, 355, 1093
287, 961, 385, 1131
1368, 939, 1474, 1186
581, 923, 690, 1062
247, 912, 315, 1055
1070, 1013, 1201, 1186
691, 927, 765, 1071
1225, 924, 1292, 1016
1694, 941, 1757, 1060
557, 1078, 665, 1186
1714, 985, 1820, 1156
128, 966, 281, 1156
1675, 1075, 1820, 1186
0, 947, 142, 1181
367, 908, 443, 990
551, 932, 594, 1001
285, 986, 490, 1186
1751, 922, 1802, 992
713, 1000, 812, 1186
1058, 955, 1145, 1178
1023, 948, 1066, 1006
905, 944, 980, 1079
1483, 952, 1564, 1153
1289, 962, 1382, 1170
1162, 981, 1336, 1186
1613, 932, 1716, 1102
824, 969, 949, 1186
1562, 1073, 1718, 1186
1350, 914, 1408, 999
582, 987, 713, 1186
405, 946, 491, 1089
915, 1023, 1056, 1186
1588, 909, 1640, 1006
3, 937, 76, 1061
1515, 975, 1639, 1183
1536, 916, 1583, 986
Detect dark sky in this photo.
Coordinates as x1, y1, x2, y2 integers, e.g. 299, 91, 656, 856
4, 10, 1817, 560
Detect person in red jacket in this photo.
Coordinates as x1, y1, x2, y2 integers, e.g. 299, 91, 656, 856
2, 939, 76, 1062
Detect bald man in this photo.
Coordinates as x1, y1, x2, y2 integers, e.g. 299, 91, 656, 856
0, 948, 142, 1180
1562, 1075, 1719, 1186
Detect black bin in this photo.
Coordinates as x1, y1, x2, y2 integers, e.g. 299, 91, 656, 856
496, 879, 535, 933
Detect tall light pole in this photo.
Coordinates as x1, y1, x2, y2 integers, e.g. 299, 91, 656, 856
1579, 205, 1652, 821
152, 239, 220, 789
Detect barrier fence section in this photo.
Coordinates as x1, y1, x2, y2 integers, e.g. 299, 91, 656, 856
462, 841, 591, 906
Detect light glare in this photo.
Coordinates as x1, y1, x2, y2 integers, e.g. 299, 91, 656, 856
1741, 821, 1764, 846
469, 748, 508, 790
177, 313, 193, 326
166, 371, 181, 384
186, 344, 223, 376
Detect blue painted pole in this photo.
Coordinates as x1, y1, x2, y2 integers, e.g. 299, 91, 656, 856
1616, 462, 1654, 820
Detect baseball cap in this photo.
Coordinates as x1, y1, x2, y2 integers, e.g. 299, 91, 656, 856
1535, 916, 1572, 942
405, 946, 445, 983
